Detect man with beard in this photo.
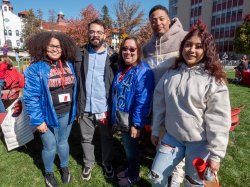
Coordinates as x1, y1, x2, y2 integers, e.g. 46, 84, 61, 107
75, 19, 118, 181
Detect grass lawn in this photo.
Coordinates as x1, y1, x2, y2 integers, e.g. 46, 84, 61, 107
0, 70, 249, 187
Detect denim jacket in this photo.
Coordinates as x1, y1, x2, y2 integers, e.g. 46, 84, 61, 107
23, 61, 77, 128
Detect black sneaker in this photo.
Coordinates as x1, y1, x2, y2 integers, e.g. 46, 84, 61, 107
104, 165, 114, 179
82, 167, 92, 181
60, 167, 71, 184
45, 172, 58, 187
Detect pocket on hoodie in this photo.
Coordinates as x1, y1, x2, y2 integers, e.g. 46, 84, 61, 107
166, 114, 205, 141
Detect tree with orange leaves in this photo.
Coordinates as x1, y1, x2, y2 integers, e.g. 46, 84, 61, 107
114, 0, 144, 38
66, 5, 99, 46
135, 21, 152, 46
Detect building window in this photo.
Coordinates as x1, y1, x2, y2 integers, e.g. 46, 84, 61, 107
222, 1, 227, 9
238, 0, 243, 5
231, 10, 236, 22
16, 30, 19, 36
225, 27, 230, 37
20, 38, 23, 43
198, 6, 202, 16
226, 11, 231, 23
232, 0, 238, 6
8, 30, 12, 36
4, 29, 7, 35
4, 7, 7, 11
220, 27, 224, 37
227, 0, 232, 8
237, 10, 243, 21
16, 40, 20, 46
230, 26, 236, 37
217, 3, 222, 11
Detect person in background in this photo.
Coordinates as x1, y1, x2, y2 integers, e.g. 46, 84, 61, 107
111, 36, 154, 186
149, 21, 231, 187
143, 4, 187, 83
15, 48, 20, 62
74, 19, 118, 181
23, 31, 77, 187
234, 54, 249, 82
0, 58, 11, 112
2, 43, 9, 57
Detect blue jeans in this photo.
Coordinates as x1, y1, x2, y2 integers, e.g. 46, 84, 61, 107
121, 132, 140, 181
0, 79, 5, 112
40, 112, 72, 173
150, 133, 209, 187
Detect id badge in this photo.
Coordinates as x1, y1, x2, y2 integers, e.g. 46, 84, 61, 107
95, 112, 106, 120
58, 93, 71, 103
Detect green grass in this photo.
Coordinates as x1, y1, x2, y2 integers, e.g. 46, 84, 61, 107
0, 70, 250, 187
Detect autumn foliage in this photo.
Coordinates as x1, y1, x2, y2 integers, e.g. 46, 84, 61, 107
135, 21, 152, 46
66, 5, 99, 46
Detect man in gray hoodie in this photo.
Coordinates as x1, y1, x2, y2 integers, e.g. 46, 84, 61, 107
143, 5, 187, 187
143, 5, 187, 83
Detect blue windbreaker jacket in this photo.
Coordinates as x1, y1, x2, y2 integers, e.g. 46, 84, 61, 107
111, 61, 154, 128
23, 61, 77, 128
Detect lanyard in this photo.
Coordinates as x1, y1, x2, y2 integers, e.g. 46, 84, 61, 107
118, 66, 132, 82
51, 60, 65, 89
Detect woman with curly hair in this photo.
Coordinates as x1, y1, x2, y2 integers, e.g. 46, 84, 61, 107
149, 21, 231, 187
23, 31, 77, 187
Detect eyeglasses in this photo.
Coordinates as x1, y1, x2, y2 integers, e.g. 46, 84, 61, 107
89, 30, 104, 36
48, 45, 61, 51
121, 47, 137, 53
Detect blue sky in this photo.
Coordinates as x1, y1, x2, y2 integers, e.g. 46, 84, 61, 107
11, 0, 169, 21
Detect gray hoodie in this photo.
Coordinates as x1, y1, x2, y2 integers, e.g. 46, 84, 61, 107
152, 63, 231, 162
143, 17, 187, 83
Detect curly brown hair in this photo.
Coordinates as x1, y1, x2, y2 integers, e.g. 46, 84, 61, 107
118, 36, 142, 70
25, 31, 77, 62
175, 20, 227, 83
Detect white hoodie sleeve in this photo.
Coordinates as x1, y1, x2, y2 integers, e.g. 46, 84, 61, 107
151, 74, 167, 137
205, 82, 231, 162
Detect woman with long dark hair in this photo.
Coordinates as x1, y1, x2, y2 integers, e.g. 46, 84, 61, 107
23, 31, 77, 187
150, 21, 231, 187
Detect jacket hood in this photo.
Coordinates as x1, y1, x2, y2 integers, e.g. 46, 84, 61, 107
142, 17, 187, 60
151, 17, 185, 45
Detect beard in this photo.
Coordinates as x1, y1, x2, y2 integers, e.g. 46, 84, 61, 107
89, 36, 104, 49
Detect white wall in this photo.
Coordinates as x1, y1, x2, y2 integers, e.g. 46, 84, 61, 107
0, 4, 24, 48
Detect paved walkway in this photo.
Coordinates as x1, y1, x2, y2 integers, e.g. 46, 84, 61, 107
0, 51, 29, 57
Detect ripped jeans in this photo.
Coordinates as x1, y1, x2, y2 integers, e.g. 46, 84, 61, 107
149, 133, 209, 187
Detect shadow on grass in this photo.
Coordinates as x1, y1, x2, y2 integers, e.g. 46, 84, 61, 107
15, 131, 44, 174
228, 77, 250, 88
0, 120, 153, 186
69, 122, 153, 186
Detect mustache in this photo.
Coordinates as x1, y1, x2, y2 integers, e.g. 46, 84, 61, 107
90, 36, 100, 40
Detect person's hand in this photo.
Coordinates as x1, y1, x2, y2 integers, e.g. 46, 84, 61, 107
207, 159, 220, 173
37, 122, 48, 133
151, 135, 159, 146
130, 126, 140, 138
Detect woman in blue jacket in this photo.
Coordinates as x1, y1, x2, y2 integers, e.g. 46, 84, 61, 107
111, 36, 154, 186
23, 31, 77, 187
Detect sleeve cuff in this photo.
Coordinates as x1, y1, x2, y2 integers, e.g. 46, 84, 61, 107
208, 154, 221, 163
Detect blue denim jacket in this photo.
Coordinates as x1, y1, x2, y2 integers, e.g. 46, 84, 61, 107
23, 61, 77, 128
